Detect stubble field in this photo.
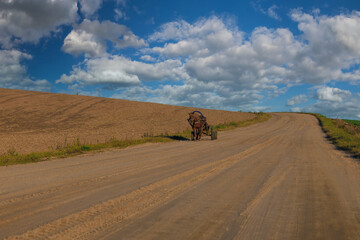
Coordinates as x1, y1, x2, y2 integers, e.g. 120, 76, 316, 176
0, 88, 255, 154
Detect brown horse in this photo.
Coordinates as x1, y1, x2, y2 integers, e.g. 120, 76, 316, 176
187, 111, 206, 140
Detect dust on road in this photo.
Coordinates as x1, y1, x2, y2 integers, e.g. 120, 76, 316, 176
1, 113, 360, 239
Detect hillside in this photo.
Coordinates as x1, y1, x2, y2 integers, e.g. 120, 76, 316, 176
0, 88, 255, 154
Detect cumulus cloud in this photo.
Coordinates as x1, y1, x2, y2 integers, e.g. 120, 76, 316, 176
291, 10, 360, 56
58, 12, 360, 114
0, 50, 50, 91
145, 16, 300, 95
316, 86, 351, 102
159, 13, 360, 84
148, 16, 243, 57
0, 0, 78, 48
145, 12, 360, 91
62, 19, 147, 57
79, 0, 102, 18
286, 94, 308, 106
290, 10, 360, 83
57, 55, 187, 89
62, 29, 106, 57
180, 27, 299, 92
0, 0, 138, 49
112, 80, 263, 110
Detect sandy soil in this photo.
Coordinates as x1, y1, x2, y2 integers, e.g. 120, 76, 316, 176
0, 88, 254, 154
1, 113, 360, 239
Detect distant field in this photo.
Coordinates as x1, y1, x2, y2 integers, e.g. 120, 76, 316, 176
343, 119, 360, 126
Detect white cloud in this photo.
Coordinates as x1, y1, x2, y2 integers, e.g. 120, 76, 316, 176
300, 98, 360, 120
316, 86, 351, 102
290, 107, 302, 112
145, 13, 360, 110
251, 2, 281, 20
0, 0, 78, 48
149, 16, 242, 43
112, 80, 263, 110
62, 19, 147, 57
267, 5, 281, 20
62, 29, 106, 57
140, 55, 157, 62
146, 12, 360, 92
79, 0, 102, 18
290, 10, 360, 79
57, 55, 187, 89
293, 86, 359, 119
147, 16, 242, 58
291, 10, 360, 56
57, 57, 140, 88
181, 26, 300, 91
286, 94, 308, 106
0, 50, 51, 91
145, 17, 301, 96
59, 13, 360, 116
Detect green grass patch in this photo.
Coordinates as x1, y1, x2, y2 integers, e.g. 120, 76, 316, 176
343, 119, 360, 126
0, 136, 172, 166
0, 112, 272, 166
313, 114, 360, 158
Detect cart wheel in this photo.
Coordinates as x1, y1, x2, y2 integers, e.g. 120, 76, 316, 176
191, 131, 195, 141
211, 128, 217, 140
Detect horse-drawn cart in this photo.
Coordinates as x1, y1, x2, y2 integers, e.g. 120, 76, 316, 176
187, 111, 217, 141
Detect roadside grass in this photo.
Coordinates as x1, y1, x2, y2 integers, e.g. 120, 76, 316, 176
313, 114, 360, 158
0, 137, 172, 166
343, 119, 360, 126
0, 112, 271, 166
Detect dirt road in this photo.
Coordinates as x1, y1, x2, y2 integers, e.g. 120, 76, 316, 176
1, 113, 360, 239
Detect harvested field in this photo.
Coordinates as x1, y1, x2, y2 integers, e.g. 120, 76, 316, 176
0, 88, 255, 154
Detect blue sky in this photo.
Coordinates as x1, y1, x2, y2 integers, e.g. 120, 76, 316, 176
1, 0, 360, 119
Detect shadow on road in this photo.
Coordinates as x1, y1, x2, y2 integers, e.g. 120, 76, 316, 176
164, 135, 189, 141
